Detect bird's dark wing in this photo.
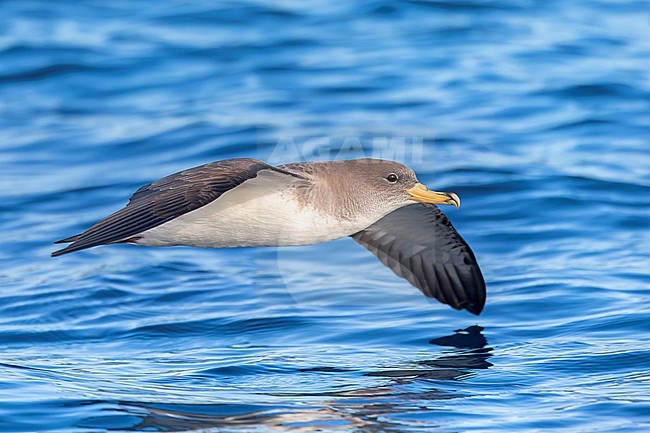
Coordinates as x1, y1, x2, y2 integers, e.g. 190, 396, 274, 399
351, 203, 486, 315
52, 158, 303, 257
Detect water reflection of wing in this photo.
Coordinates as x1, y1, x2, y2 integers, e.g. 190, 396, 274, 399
111, 327, 492, 432
365, 325, 492, 380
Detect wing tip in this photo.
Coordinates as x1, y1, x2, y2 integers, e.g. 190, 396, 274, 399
51, 242, 82, 257
52, 234, 79, 256
51, 247, 71, 257
51, 238, 85, 257
54, 235, 80, 244
459, 279, 486, 315
466, 268, 487, 315
465, 300, 485, 315
444, 295, 484, 315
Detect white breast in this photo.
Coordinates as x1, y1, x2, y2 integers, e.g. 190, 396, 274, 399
136, 171, 381, 248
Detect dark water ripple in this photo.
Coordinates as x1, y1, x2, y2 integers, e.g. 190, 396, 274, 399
1, 0, 649, 432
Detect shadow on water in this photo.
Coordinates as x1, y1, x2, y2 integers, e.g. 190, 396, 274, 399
100, 326, 491, 432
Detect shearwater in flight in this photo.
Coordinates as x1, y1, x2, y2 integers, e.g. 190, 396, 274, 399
52, 158, 486, 314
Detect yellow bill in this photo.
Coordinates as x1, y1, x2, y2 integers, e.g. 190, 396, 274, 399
406, 183, 460, 208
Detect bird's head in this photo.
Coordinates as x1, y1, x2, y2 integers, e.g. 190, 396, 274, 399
330, 158, 460, 212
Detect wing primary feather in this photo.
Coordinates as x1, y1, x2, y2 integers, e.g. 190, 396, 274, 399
351, 203, 486, 315
54, 234, 80, 244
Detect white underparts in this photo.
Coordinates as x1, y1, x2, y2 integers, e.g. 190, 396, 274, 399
135, 170, 388, 248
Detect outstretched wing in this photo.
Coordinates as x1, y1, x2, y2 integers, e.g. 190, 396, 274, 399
52, 158, 303, 256
351, 203, 486, 315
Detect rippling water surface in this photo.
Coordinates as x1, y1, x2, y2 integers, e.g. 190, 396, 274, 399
1, 1, 649, 432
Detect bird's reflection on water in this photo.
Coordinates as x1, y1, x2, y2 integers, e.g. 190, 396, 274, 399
367, 325, 491, 381
106, 326, 491, 432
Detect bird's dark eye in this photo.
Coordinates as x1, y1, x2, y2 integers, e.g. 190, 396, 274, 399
386, 173, 399, 183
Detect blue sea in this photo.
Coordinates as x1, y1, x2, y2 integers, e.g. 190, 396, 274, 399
1, 1, 649, 432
